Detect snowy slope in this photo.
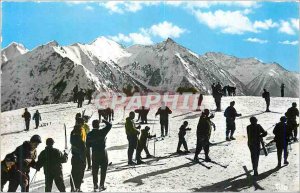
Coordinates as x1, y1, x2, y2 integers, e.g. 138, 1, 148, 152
118, 38, 248, 95
0, 96, 299, 192
1, 42, 28, 62
204, 52, 299, 97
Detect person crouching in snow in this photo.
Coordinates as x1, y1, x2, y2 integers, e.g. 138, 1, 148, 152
177, 121, 191, 154
136, 126, 156, 164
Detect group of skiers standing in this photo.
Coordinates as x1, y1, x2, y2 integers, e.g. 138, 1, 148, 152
73, 85, 94, 108
2, 88, 299, 192
22, 109, 42, 131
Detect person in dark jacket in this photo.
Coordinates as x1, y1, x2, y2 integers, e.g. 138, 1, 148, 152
125, 111, 141, 165
1, 153, 17, 191
136, 126, 156, 164
273, 116, 289, 168
285, 102, 299, 142
214, 82, 223, 111
194, 109, 214, 162
246, 117, 267, 176
70, 118, 86, 192
77, 89, 85, 108
36, 138, 68, 192
8, 135, 42, 192
281, 83, 285, 97
22, 108, 31, 131
262, 89, 271, 112
155, 102, 172, 137
86, 89, 94, 105
177, 121, 191, 153
73, 85, 79, 103
32, 110, 42, 129
135, 106, 150, 124
86, 119, 112, 191
224, 101, 242, 141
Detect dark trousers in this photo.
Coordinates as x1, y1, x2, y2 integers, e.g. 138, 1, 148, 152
226, 120, 236, 137
265, 99, 270, 111
70, 156, 86, 191
86, 147, 91, 169
215, 98, 221, 111
35, 120, 39, 128
77, 100, 83, 108
45, 172, 66, 192
88, 97, 92, 104
8, 170, 29, 192
136, 143, 151, 161
194, 139, 209, 158
127, 135, 138, 162
276, 143, 288, 165
160, 122, 169, 136
177, 136, 188, 151
1, 171, 10, 191
73, 93, 77, 103
249, 145, 260, 173
25, 120, 30, 131
281, 90, 284, 97
92, 152, 108, 187
141, 115, 147, 124
287, 120, 298, 139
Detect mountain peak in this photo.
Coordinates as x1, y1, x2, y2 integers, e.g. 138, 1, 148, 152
3, 42, 28, 52
91, 36, 117, 46
164, 37, 176, 44
45, 40, 59, 47
2, 42, 28, 62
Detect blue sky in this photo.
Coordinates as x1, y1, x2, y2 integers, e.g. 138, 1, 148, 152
2, 1, 299, 71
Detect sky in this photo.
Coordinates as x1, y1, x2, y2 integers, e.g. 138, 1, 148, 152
2, 1, 299, 71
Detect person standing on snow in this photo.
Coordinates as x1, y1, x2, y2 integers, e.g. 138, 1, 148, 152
285, 102, 299, 142
262, 89, 271, 112
177, 121, 191, 154
246, 117, 267, 176
155, 102, 172, 137
86, 119, 112, 191
273, 116, 290, 168
194, 109, 214, 162
135, 126, 156, 164
32, 110, 42, 129
224, 101, 242, 141
8, 135, 42, 192
125, 111, 141, 165
22, 108, 31, 131
36, 138, 68, 192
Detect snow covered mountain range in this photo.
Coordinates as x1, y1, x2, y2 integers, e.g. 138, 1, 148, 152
1, 37, 299, 111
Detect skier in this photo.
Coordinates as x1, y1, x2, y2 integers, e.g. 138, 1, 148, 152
106, 107, 114, 122
176, 121, 191, 153
86, 89, 94, 105
36, 138, 68, 192
77, 89, 85, 108
155, 102, 172, 137
135, 106, 150, 124
196, 94, 203, 111
75, 112, 81, 125
224, 101, 242, 141
281, 83, 285, 97
285, 102, 299, 142
136, 126, 156, 164
73, 85, 79, 103
246, 117, 267, 176
194, 109, 214, 162
211, 83, 216, 97
22, 108, 31, 131
262, 89, 271, 112
83, 115, 92, 171
32, 110, 41, 129
86, 119, 112, 191
125, 111, 141, 165
214, 83, 223, 112
8, 135, 42, 192
70, 118, 86, 192
273, 116, 289, 168
1, 153, 17, 191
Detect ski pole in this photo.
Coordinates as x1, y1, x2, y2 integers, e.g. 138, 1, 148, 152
70, 174, 76, 191
29, 170, 38, 186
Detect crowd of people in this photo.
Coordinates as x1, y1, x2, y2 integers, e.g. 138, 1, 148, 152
2, 85, 299, 192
